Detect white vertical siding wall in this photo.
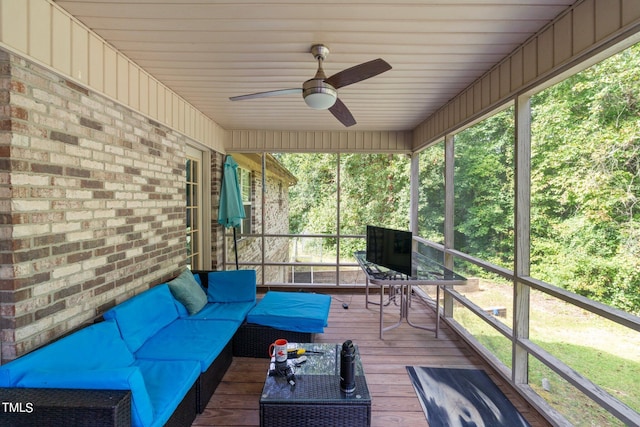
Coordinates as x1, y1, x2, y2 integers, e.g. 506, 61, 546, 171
0, 0, 226, 153
227, 130, 413, 153
413, 0, 640, 149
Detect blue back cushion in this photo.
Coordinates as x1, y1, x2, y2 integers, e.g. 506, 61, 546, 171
0, 321, 134, 387
103, 285, 179, 353
206, 270, 256, 303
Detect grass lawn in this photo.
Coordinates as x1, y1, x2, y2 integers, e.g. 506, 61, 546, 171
452, 279, 640, 426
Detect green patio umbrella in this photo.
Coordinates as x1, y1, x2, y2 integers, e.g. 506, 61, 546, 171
218, 155, 246, 269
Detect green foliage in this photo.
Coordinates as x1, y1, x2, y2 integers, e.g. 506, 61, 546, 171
276, 153, 410, 258
418, 141, 445, 242
452, 108, 515, 268
529, 42, 640, 314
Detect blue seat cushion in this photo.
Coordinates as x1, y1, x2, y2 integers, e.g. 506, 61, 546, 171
0, 321, 134, 387
134, 359, 200, 427
186, 301, 256, 322
134, 319, 240, 372
104, 285, 180, 353
246, 291, 331, 333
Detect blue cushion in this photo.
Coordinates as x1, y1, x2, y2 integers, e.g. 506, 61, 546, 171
246, 291, 331, 333
104, 285, 179, 353
16, 367, 154, 427
0, 321, 134, 387
186, 301, 256, 322
134, 319, 240, 371
206, 270, 256, 303
135, 359, 200, 427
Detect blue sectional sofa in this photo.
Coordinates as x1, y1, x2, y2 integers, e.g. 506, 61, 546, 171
0, 269, 257, 427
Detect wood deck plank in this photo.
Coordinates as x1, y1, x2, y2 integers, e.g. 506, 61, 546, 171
193, 293, 551, 427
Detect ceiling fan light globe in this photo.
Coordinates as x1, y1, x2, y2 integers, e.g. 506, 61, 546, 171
304, 92, 337, 109
302, 79, 337, 110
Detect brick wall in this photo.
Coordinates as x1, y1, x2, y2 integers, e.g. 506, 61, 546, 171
232, 161, 291, 283
0, 50, 194, 362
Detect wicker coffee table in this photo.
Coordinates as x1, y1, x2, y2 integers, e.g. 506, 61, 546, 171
260, 343, 371, 427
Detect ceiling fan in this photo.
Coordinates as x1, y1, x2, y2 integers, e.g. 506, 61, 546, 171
229, 44, 392, 127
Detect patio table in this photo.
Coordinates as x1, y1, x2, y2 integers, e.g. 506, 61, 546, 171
259, 342, 371, 427
354, 250, 467, 339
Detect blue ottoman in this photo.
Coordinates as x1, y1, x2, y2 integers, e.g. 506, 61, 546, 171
233, 291, 331, 358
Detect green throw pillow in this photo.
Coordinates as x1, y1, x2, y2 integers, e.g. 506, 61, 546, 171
167, 269, 208, 315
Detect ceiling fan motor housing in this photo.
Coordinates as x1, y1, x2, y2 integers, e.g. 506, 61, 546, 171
302, 79, 337, 109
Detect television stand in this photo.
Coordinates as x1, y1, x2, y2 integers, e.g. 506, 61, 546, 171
354, 251, 467, 339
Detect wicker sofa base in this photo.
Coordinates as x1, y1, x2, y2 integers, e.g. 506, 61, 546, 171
164, 382, 198, 427
232, 322, 315, 358
261, 403, 371, 427
197, 340, 233, 412
0, 388, 131, 427
0, 379, 201, 427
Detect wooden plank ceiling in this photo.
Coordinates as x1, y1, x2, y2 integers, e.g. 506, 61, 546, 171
54, 0, 575, 131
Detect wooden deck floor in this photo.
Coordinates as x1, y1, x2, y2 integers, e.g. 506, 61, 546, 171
193, 292, 551, 427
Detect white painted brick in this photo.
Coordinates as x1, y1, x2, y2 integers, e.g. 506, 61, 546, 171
94, 209, 114, 219
105, 105, 124, 120
12, 92, 48, 112
66, 144, 92, 159
106, 200, 127, 209
114, 192, 133, 200
51, 222, 81, 233
50, 152, 80, 166
126, 247, 143, 258
31, 278, 67, 297
52, 177, 80, 187
50, 106, 80, 124
80, 159, 104, 170
105, 144, 125, 156
134, 223, 150, 232
31, 135, 63, 151
66, 189, 93, 199
12, 133, 29, 148
66, 210, 93, 221
15, 317, 54, 342
93, 151, 114, 163
11, 174, 50, 186
52, 263, 82, 279
11, 199, 50, 211
66, 230, 93, 241
53, 305, 83, 324
82, 256, 107, 271
83, 200, 105, 210
104, 182, 125, 191
105, 164, 125, 174
79, 138, 104, 151
67, 100, 92, 116
81, 95, 104, 112
92, 111, 113, 125
106, 218, 127, 227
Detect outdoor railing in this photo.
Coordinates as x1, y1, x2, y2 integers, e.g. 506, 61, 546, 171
222, 229, 640, 425
414, 235, 640, 427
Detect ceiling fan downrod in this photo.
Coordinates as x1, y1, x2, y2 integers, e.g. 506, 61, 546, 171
303, 44, 337, 109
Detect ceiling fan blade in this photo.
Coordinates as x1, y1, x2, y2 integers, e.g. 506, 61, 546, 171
229, 88, 301, 101
329, 98, 356, 127
325, 58, 391, 89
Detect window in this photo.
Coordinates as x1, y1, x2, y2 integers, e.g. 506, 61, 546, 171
238, 167, 252, 235
186, 147, 204, 269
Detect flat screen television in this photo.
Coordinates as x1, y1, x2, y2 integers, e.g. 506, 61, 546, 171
366, 225, 413, 277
